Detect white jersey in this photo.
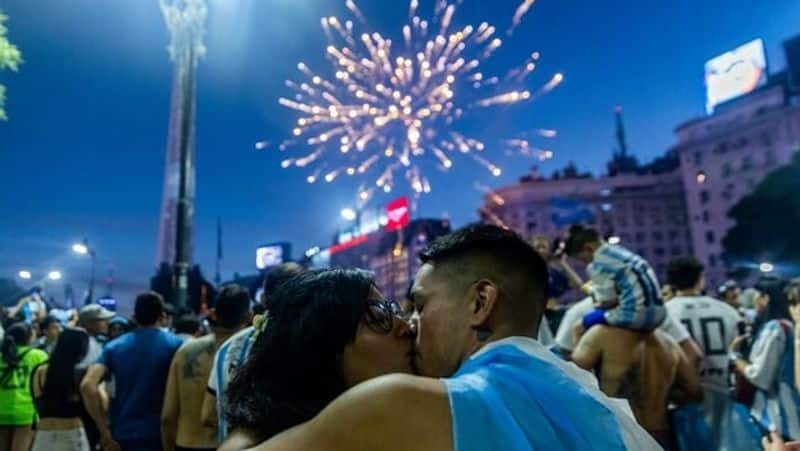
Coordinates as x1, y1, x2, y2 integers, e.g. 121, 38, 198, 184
666, 296, 741, 393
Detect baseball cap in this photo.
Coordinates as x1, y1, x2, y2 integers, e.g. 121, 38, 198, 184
79, 304, 115, 323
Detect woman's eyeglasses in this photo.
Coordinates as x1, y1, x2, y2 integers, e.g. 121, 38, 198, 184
364, 299, 412, 334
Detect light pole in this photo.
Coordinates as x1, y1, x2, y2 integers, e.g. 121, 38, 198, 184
160, 0, 207, 308
72, 239, 96, 305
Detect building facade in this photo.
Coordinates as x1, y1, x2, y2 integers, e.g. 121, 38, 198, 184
481, 171, 692, 280
328, 218, 451, 300
673, 74, 800, 286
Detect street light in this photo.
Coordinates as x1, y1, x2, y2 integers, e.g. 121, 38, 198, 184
72, 238, 97, 305
48, 270, 62, 281
18, 270, 32, 280
341, 208, 357, 221
759, 262, 774, 273
608, 236, 621, 245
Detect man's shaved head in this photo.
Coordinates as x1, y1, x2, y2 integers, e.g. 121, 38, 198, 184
418, 224, 549, 328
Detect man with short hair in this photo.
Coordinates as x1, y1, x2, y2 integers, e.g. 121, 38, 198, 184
34, 315, 62, 354
718, 280, 741, 309
203, 263, 305, 441
81, 291, 183, 451
665, 256, 752, 451
162, 285, 252, 451
565, 224, 666, 332
173, 313, 201, 341
241, 225, 658, 450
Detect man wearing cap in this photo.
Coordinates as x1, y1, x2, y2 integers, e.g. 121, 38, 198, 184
75, 303, 116, 451
77, 304, 115, 368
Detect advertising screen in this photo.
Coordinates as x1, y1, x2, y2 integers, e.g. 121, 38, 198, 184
705, 39, 767, 113
256, 244, 285, 270
385, 196, 411, 231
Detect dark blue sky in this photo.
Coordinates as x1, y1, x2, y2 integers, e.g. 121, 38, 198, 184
0, 0, 797, 306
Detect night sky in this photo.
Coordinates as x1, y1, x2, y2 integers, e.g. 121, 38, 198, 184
0, 0, 797, 310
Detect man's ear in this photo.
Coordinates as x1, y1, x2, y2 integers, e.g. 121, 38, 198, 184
469, 279, 499, 328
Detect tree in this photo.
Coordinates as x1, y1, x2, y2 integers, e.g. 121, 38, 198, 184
0, 10, 22, 120
0, 277, 25, 307
722, 152, 800, 275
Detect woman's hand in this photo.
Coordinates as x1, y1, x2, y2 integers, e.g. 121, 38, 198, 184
730, 334, 749, 353
763, 431, 800, 451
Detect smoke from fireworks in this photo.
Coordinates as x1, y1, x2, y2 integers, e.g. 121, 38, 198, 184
276, 0, 562, 203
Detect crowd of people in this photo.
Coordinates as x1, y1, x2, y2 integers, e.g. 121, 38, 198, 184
1, 223, 799, 451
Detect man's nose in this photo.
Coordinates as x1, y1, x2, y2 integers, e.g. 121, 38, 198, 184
395, 315, 417, 337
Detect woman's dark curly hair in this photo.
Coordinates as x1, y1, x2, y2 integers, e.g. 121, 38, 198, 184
224, 268, 375, 440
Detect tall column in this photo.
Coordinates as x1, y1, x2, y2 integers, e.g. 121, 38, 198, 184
157, 0, 206, 307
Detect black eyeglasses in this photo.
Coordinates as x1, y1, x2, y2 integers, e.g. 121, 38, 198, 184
364, 299, 412, 334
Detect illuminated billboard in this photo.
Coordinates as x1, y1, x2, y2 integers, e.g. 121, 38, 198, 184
256, 243, 290, 270
705, 39, 767, 113
385, 196, 411, 231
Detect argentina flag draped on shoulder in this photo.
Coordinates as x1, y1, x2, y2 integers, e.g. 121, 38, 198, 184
443, 337, 660, 450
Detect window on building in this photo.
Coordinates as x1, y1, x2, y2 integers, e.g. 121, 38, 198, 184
721, 162, 733, 178
652, 231, 663, 241
722, 183, 735, 201
765, 148, 777, 167
761, 133, 773, 146
694, 150, 703, 166
709, 254, 717, 267
741, 155, 753, 171
705, 230, 715, 244
668, 230, 679, 241
671, 247, 682, 256
654, 247, 665, 257
635, 216, 645, 227
635, 232, 645, 243
527, 222, 537, 231
638, 249, 648, 258
702, 211, 710, 223
700, 190, 710, 204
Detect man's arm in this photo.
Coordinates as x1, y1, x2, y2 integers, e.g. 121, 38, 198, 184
81, 363, 119, 451
679, 338, 703, 372
669, 344, 702, 405
6, 295, 29, 318
242, 374, 452, 451
571, 326, 603, 371
161, 352, 182, 451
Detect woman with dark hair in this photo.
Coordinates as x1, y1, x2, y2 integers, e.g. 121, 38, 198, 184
0, 322, 48, 451
731, 277, 800, 441
30, 327, 91, 451
221, 269, 414, 449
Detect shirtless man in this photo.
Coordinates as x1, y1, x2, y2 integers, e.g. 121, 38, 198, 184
161, 285, 252, 451
572, 325, 702, 449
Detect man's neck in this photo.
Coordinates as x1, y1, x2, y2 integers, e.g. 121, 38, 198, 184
675, 289, 702, 297
212, 327, 238, 347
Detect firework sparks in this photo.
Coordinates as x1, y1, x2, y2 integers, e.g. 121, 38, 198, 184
277, 0, 562, 198
508, 0, 536, 36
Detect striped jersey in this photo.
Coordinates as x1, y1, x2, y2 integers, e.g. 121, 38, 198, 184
588, 243, 665, 331
747, 319, 800, 440
207, 326, 258, 441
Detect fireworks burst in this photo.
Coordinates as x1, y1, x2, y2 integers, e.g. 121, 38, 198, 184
276, 0, 562, 203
